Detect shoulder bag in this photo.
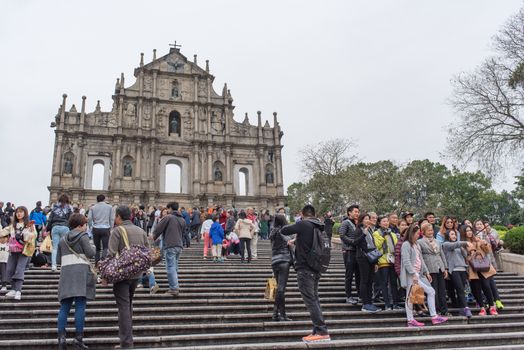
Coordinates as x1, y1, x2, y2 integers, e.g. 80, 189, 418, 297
469, 252, 490, 272
97, 226, 152, 283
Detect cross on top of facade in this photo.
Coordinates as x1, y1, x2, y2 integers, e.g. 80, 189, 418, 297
169, 41, 182, 51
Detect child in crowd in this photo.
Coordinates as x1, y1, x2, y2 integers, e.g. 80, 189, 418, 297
0, 230, 8, 291
210, 215, 225, 262
137, 267, 159, 294
200, 215, 213, 259
400, 224, 448, 327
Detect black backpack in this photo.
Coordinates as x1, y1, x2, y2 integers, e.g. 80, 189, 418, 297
305, 220, 331, 273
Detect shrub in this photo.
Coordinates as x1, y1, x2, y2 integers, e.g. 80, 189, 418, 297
499, 230, 507, 241
504, 227, 524, 255
333, 222, 341, 236
492, 225, 509, 232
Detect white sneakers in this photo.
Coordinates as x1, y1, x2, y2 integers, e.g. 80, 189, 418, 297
0, 286, 7, 292
5, 290, 21, 300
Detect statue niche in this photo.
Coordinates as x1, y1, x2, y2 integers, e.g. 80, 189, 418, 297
169, 111, 181, 137
123, 157, 133, 177
214, 167, 223, 182
265, 166, 274, 184
63, 153, 74, 175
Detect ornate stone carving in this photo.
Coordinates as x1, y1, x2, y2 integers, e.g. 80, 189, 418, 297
143, 104, 152, 129
144, 76, 152, 91
184, 111, 193, 139
125, 103, 136, 128
157, 106, 167, 130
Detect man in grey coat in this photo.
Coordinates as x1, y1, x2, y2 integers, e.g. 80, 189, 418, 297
88, 194, 115, 263
108, 206, 149, 349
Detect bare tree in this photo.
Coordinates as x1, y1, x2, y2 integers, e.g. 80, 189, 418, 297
300, 138, 358, 178
448, 8, 524, 174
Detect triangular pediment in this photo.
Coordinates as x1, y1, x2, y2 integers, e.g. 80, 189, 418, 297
143, 49, 208, 76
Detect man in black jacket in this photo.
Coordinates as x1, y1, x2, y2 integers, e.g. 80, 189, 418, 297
153, 202, 186, 296
339, 205, 360, 304
281, 205, 330, 343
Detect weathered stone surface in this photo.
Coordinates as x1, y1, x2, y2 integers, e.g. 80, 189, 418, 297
49, 46, 285, 210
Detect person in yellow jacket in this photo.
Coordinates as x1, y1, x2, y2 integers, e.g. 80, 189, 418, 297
373, 216, 402, 310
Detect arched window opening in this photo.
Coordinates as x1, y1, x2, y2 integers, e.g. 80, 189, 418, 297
238, 168, 249, 196
168, 111, 181, 136
165, 162, 182, 193
92, 161, 105, 191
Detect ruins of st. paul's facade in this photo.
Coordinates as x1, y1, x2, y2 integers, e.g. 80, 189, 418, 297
49, 45, 285, 211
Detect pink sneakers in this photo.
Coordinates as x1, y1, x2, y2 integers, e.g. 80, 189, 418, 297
431, 315, 448, 325
407, 319, 425, 327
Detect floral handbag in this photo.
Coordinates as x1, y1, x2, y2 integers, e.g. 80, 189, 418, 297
96, 226, 152, 283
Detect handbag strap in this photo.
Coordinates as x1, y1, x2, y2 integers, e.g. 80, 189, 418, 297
119, 226, 130, 249
63, 236, 98, 276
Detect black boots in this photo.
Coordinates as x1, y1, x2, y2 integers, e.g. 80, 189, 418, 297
58, 330, 67, 350
74, 332, 88, 350
272, 292, 292, 322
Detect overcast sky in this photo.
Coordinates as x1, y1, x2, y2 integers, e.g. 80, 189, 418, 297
1, 0, 522, 208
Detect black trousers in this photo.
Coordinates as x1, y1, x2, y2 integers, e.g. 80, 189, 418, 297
450, 271, 467, 308
357, 257, 375, 305
239, 238, 252, 262
430, 272, 448, 314
446, 277, 458, 307
343, 250, 359, 298
470, 276, 494, 307
272, 262, 291, 314
113, 279, 138, 348
92, 227, 110, 264
377, 265, 399, 306
296, 270, 328, 336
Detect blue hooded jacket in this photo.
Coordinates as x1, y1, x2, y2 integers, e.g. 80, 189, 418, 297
209, 221, 224, 245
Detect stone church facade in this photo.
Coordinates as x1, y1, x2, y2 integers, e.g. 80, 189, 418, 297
49, 46, 285, 211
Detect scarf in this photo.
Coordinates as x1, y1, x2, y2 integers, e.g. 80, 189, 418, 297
423, 236, 438, 254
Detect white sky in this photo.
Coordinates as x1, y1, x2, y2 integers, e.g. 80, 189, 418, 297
0, 0, 522, 208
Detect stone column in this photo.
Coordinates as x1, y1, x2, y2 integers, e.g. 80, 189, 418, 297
114, 138, 122, 190
74, 137, 84, 188
193, 76, 198, 102
193, 144, 200, 194
135, 140, 142, 190
52, 134, 64, 187
207, 145, 213, 185
149, 140, 156, 191
275, 148, 284, 196
258, 147, 266, 195
225, 145, 232, 193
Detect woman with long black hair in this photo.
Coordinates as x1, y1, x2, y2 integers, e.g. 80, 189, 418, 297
355, 213, 381, 313
269, 214, 294, 321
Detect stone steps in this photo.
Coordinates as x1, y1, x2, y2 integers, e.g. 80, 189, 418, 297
1, 241, 523, 349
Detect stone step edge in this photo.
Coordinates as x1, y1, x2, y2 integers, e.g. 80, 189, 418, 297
1, 330, 523, 348
0, 317, 522, 337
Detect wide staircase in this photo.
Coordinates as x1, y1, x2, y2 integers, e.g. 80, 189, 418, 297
1, 240, 524, 350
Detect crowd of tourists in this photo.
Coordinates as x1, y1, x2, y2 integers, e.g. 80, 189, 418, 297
0, 197, 508, 347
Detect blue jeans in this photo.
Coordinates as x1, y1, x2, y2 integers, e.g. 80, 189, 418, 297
52, 225, 70, 267
164, 247, 182, 291
139, 271, 156, 287
57, 296, 87, 332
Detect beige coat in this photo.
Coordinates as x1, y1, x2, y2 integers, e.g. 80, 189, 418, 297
466, 239, 496, 279
234, 219, 256, 240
